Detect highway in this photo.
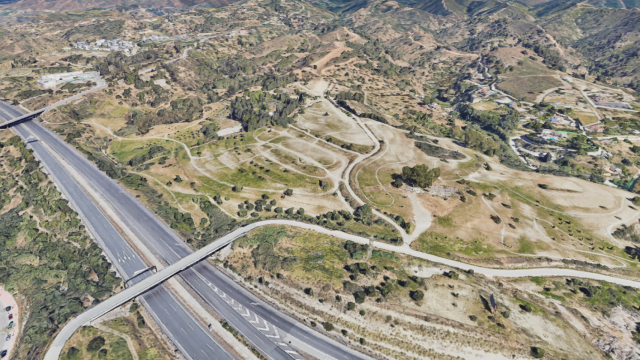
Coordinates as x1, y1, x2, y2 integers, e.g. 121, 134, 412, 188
5, 99, 640, 360
43, 216, 640, 360
0, 103, 235, 360
0, 72, 106, 129
21, 109, 365, 360
0, 102, 369, 360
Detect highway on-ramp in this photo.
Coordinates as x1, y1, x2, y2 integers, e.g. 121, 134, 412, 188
0, 104, 235, 360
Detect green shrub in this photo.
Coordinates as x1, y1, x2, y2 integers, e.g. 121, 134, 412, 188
359, 338, 366, 345
446, 271, 459, 280
66, 347, 80, 358
410, 290, 424, 301
520, 304, 533, 312
323, 322, 334, 331
364, 285, 376, 296
137, 312, 146, 328
359, 310, 365, 316
347, 302, 356, 310
531, 347, 545, 358
305, 288, 314, 296
129, 302, 139, 313
354, 291, 366, 304
400, 164, 440, 188
87, 336, 105, 352
469, 315, 477, 321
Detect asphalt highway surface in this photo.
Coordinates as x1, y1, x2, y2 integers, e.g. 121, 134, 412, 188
0, 102, 234, 360
0, 102, 369, 360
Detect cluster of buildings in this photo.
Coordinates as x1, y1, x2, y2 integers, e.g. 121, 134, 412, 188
140, 34, 189, 43
36, 71, 94, 89
73, 39, 135, 55
471, 85, 497, 102
548, 115, 573, 126
591, 97, 632, 110
608, 164, 623, 176
538, 129, 569, 142
586, 124, 604, 133
139, 30, 249, 45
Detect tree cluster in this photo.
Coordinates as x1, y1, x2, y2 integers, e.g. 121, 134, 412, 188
230, 90, 305, 131
399, 165, 440, 188
0, 137, 121, 359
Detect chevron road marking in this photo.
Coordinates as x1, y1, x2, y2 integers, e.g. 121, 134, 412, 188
193, 270, 303, 359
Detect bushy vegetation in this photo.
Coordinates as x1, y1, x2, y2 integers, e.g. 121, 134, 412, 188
347, 40, 412, 79
0, 137, 120, 359
126, 97, 204, 134
234, 226, 297, 272
613, 224, 640, 243
414, 141, 464, 160
94, 50, 163, 82
459, 104, 519, 141
16, 88, 52, 100
335, 91, 364, 102
398, 164, 440, 188
63, 20, 124, 42
128, 145, 167, 167
230, 90, 305, 131
463, 127, 525, 169
167, 49, 300, 101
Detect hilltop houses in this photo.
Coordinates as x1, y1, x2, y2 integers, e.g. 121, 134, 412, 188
73, 38, 135, 55
539, 129, 569, 141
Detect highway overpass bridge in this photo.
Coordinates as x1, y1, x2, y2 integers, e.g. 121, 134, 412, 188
0, 109, 45, 129
0, 70, 106, 130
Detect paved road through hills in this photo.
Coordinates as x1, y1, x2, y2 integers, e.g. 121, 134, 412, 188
0, 103, 234, 360
9, 97, 638, 360
44, 216, 640, 360
0, 102, 369, 360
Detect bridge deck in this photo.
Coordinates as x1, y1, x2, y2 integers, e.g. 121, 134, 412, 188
0, 109, 45, 129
